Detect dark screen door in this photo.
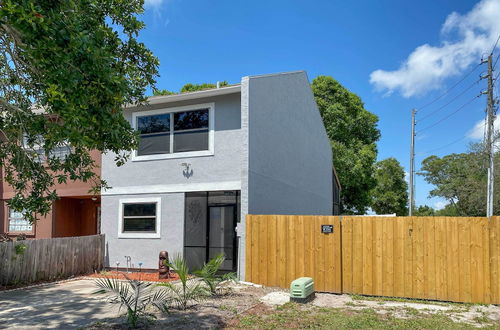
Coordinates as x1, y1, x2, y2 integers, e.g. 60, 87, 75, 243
208, 206, 236, 271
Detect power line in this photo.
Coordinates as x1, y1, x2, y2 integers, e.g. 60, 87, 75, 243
493, 53, 500, 70
490, 34, 500, 55
417, 95, 481, 133
417, 63, 481, 111
418, 135, 468, 156
418, 79, 480, 122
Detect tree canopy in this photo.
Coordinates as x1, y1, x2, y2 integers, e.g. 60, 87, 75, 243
311, 76, 380, 214
153, 81, 229, 96
418, 143, 499, 216
371, 157, 408, 216
0, 0, 158, 221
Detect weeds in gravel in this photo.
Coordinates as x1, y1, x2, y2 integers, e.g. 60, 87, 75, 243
230, 302, 497, 329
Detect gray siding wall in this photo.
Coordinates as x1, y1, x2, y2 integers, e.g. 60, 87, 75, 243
238, 71, 333, 279
101, 93, 242, 269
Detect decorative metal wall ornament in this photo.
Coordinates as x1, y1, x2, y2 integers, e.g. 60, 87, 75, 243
181, 162, 193, 178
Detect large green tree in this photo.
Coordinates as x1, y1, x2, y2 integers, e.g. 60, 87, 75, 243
371, 157, 408, 215
418, 143, 499, 216
0, 0, 158, 221
312, 76, 380, 214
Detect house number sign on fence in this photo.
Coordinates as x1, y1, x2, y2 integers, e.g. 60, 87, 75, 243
321, 225, 333, 234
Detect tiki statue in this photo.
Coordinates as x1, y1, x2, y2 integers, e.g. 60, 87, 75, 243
159, 251, 169, 279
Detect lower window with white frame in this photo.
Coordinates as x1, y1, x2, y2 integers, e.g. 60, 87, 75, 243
118, 198, 161, 238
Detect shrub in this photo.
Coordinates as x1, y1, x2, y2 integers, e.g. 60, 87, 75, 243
193, 253, 237, 296
156, 255, 208, 310
94, 276, 170, 328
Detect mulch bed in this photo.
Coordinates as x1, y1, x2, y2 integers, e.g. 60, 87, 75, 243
85, 270, 180, 282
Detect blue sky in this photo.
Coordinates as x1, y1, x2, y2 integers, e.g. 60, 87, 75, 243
137, 0, 500, 210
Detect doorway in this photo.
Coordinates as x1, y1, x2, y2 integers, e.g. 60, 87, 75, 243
184, 191, 239, 272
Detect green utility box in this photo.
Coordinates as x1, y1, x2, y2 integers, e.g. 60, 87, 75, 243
290, 277, 315, 303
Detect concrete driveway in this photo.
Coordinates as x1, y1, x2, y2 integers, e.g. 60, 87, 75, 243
0, 279, 121, 329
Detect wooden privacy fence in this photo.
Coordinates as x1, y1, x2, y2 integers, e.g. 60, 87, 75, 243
0, 234, 105, 286
245, 215, 342, 293
342, 216, 499, 304
245, 215, 500, 304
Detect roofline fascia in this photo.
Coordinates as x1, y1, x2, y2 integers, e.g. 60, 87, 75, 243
125, 85, 241, 109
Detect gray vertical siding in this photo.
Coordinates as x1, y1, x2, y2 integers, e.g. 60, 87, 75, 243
237, 71, 333, 280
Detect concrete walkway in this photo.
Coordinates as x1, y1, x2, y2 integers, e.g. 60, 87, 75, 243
0, 279, 121, 329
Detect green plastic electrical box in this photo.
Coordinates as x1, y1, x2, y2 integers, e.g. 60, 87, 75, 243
290, 277, 315, 303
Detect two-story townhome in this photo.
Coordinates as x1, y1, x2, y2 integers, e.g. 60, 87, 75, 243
101, 71, 340, 279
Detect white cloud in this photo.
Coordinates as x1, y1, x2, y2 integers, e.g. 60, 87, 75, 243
370, 0, 500, 98
144, 0, 164, 8
434, 200, 448, 210
467, 116, 500, 147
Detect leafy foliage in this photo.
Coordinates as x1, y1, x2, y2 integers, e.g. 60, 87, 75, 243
312, 76, 380, 214
0, 0, 158, 222
153, 89, 176, 96
180, 81, 228, 93
156, 254, 208, 310
418, 142, 499, 216
371, 158, 408, 216
413, 205, 436, 216
413, 204, 462, 217
193, 253, 237, 296
93, 276, 170, 328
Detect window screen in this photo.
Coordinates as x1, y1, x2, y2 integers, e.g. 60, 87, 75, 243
173, 109, 209, 153
136, 108, 210, 156
137, 114, 170, 155
122, 203, 157, 232
8, 209, 32, 232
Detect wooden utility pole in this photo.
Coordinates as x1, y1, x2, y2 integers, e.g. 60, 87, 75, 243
485, 54, 495, 218
409, 108, 416, 216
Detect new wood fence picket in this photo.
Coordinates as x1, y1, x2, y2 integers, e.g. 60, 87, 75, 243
245, 215, 500, 304
0, 234, 105, 286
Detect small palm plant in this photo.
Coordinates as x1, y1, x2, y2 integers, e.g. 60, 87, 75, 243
94, 276, 170, 328
156, 255, 208, 310
193, 253, 237, 296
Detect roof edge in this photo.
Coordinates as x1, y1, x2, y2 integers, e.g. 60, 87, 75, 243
126, 84, 241, 108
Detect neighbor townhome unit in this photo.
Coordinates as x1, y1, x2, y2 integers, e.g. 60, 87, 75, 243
101, 71, 340, 278
0, 150, 101, 239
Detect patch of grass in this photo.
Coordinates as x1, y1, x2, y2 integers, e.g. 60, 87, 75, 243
219, 304, 238, 314
473, 312, 491, 324
403, 307, 421, 317
348, 294, 483, 310
230, 303, 496, 329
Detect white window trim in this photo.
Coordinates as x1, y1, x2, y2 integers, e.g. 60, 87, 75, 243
118, 197, 161, 239
131, 102, 215, 162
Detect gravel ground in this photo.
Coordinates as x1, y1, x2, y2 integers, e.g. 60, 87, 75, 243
86, 283, 500, 329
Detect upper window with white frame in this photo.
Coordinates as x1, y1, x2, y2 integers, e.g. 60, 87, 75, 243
133, 103, 214, 161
